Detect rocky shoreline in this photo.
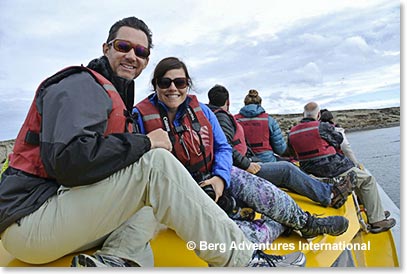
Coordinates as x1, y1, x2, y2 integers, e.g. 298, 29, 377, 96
0, 106, 400, 164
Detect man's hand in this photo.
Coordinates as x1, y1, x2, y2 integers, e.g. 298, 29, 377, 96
200, 176, 225, 203
147, 129, 172, 151
246, 162, 261, 174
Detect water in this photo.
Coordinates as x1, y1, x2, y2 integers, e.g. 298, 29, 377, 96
346, 126, 400, 208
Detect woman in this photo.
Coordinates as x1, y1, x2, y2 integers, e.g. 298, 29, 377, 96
235, 89, 286, 162
319, 109, 392, 222
319, 109, 360, 168
133, 57, 349, 246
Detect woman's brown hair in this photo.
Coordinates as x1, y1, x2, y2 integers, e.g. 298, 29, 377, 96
244, 89, 262, 105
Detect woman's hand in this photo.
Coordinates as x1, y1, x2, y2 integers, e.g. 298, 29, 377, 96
200, 176, 225, 203
246, 162, 261, 174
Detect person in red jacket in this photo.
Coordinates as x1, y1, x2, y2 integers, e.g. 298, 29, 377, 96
0, 17, 282, 268
288, 102, 396, 234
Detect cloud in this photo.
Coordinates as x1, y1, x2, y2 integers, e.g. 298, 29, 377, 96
0, 0, 400, 140
291, 62, 323, 85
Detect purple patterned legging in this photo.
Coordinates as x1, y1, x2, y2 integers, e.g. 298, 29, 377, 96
227, 167, 309, 244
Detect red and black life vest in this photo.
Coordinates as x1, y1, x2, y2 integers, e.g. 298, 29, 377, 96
9, 66, 131, 178
288, 120, 337, 161
234, 112, 272, 153
213, 108, 247, 156
136, 95, 214, 174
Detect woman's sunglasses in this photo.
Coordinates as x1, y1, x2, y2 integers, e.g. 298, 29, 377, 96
108, 39, 150, 59
157, 77, 188, 89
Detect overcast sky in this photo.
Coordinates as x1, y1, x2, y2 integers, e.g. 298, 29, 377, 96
0, 0, 400, 141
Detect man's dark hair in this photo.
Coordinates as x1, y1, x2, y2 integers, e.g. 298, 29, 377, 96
208, 85, 229, 107
107, 17, 153, 49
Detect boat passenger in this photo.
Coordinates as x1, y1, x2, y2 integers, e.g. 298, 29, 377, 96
320, 109, 391, 219
288, 102, 396, 234
235, 89, 287, 162
320, 109, 361, 168
133, 57, 350, 252
206, 84, 356, 209
0, 17, 300, 268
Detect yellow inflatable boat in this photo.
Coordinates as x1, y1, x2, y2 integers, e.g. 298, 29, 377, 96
0, 188, 399, 267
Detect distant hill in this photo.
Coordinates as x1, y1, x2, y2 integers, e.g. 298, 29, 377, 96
0, 106, 400, 164
272, 106, 400, 137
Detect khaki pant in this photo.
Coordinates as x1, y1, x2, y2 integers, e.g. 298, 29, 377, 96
2, 149, 254, 266
340, 167, 385, 223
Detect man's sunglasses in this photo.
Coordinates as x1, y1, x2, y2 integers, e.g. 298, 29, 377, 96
108, 39, 150, 59
157, 77, 188, 89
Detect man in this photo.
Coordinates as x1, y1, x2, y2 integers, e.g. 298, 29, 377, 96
207, 84, 356, 209
0, 17, 305, 267
288, 102, 396, 233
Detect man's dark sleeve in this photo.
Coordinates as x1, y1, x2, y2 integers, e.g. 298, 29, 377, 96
39, 72, 151, 187
215, 112, 251, 170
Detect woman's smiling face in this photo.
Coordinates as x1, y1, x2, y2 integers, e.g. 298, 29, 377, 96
156, 68, 188, 112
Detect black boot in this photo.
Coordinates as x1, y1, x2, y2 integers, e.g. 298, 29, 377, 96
300, 212, 349, 238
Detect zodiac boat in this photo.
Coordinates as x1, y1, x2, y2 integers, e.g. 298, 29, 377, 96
0, 179, 399, 267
